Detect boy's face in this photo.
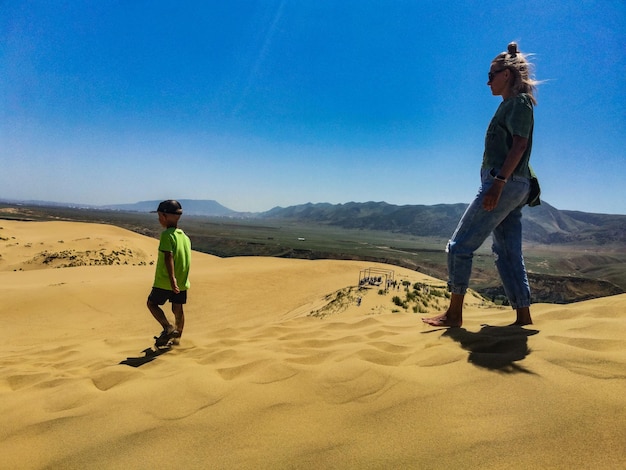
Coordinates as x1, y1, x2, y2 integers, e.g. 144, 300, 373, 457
157, 212, 179, 228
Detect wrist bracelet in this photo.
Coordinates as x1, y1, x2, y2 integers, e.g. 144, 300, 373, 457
494, 174, 508, 183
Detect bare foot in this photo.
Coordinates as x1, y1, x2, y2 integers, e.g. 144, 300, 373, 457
423, 294, 464, 327
421, 314, 462, 327
513, 307, 533, 326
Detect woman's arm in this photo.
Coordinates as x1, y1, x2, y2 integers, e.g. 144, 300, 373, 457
482, 135, 528, 211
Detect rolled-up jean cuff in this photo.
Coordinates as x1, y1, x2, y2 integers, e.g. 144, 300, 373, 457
510, 300, 531, 309
448, 285, 468, 295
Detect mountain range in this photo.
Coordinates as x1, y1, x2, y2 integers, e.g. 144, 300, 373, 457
262, 201, 626, 245
3, 198, 625, 246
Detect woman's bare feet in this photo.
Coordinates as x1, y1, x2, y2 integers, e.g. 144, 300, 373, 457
511, 307, 533, 326
421, 314, 462, 327
422, 293, 464, 327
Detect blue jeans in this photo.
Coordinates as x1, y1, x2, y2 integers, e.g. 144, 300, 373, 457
446, 168, 531, 309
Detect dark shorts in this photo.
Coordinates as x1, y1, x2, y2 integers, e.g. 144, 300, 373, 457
148, 287, 187, 305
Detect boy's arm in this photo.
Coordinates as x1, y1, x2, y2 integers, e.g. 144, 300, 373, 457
163, 251, 180, 293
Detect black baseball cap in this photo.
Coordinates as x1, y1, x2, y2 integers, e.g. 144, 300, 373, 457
152, 200, 183, 215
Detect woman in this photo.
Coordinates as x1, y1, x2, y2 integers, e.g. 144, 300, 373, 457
423, 42, 539, 327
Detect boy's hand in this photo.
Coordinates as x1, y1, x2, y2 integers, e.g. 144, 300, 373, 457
170, 279, 180, 294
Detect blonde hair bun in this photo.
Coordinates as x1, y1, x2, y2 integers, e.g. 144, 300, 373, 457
492, 41, 539, 104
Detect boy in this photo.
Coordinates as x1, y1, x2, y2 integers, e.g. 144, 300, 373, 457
147, 200, 191, 347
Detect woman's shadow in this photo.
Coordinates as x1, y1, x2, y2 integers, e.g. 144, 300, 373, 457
438, 325, 539, 373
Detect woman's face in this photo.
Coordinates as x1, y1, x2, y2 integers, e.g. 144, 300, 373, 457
487, 63, 511, 98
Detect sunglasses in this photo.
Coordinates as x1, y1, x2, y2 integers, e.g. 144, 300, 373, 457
488, 68, 507, 81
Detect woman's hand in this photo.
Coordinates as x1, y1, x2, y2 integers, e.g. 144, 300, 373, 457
484, 134, 528, 211
483, 180, 505, 211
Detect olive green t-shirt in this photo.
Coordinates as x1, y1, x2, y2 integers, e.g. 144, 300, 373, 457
153, 227, 191, 291
482, 93, 534, 178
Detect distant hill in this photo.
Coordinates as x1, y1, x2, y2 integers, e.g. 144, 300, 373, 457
260, 201, 626, 245
0, 198, 241, 217
101, 199, 241, 217
261, 201, 467, 237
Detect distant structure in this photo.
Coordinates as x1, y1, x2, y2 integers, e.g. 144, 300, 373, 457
358, 267, 395, 292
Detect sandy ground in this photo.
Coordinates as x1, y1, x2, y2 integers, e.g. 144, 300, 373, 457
0, 220, 624, 469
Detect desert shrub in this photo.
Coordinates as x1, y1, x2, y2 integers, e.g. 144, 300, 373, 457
431, 288, 445, 298
392, 296, 408, 309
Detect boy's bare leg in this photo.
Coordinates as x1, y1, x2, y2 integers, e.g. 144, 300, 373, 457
168, 304, 184, 345
147, 300, 173, 331
172, 303, 185, 334
422, 293, 464, 327
512, 306, 533, 326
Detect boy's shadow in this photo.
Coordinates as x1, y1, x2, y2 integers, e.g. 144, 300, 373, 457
119, 346, 171, 367
440, 325, 539, 373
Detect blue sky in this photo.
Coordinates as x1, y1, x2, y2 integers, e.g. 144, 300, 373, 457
2, 1, 625, 214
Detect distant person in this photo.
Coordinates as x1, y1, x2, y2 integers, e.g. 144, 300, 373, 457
147, 200, 191, 346
423, 42, 539, 328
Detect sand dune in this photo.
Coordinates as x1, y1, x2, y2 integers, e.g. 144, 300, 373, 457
1, 220, 624, 469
